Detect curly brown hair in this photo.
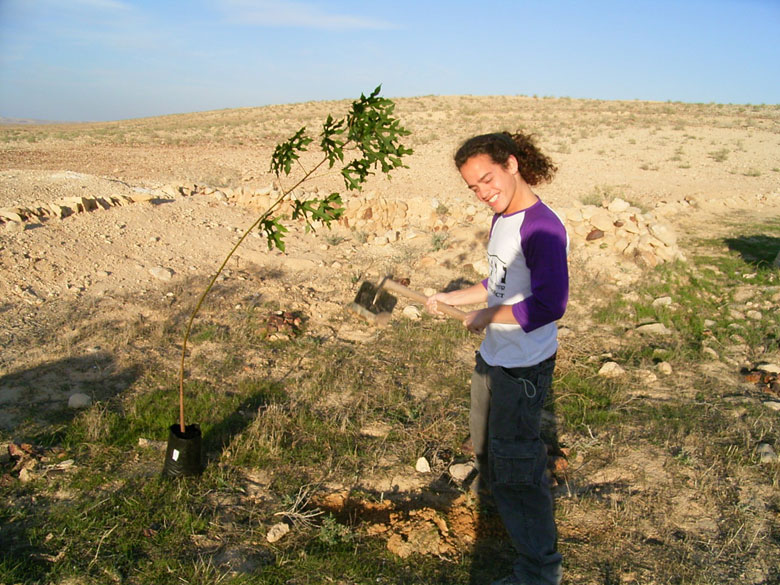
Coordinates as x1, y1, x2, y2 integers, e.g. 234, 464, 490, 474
454, 132, 557, 186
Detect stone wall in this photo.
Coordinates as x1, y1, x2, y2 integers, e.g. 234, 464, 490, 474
1, 180, 685, 284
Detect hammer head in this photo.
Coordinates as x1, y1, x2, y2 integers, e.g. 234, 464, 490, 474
354, 278, 398, 314
347, 278, 398, 326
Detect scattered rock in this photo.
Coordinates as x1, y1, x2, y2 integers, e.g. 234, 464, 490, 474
415, 457, 431, 473
756, 443, 778, 464
448, 461, 476, 482
360, 422, 392, 438
0, 208, 26, 223
67, 393, 92, 409
763, 401, 780, 412
652, 296, 672, 308
18, 467, 36, 483
263, 311, 304, 337
598, 361, 626, 379
472, 260, 489, 275
49, 459, 75, 471
702, 347, 719, 360
149, 266, 174, 281
756, 363, 780, 375
266, 522, 290, 543
636, 322, 671, 336
656, 362, 673, 376
636, 369, 658, 384
402, 305, 422, 320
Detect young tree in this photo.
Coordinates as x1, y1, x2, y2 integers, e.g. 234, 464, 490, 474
177, 86, 413, 433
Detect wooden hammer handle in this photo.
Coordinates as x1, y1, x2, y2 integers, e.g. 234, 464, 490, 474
381, 279, 468, 320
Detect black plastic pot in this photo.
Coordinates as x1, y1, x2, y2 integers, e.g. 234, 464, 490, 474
162, 423, 204, 478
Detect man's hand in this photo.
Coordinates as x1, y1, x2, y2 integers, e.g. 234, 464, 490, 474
464, 306, 499, 333
425, 292, 451, 316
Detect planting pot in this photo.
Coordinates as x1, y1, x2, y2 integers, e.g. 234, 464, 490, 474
162, 423, 204, 478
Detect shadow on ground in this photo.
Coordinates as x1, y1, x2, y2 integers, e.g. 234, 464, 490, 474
724, 234, 780, 267
0, 352, 140, 439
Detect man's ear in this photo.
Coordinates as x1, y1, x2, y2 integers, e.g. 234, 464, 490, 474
505, 154, 519, 174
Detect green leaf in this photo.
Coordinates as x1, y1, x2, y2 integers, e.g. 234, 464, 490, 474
291, 193, 345, 231
320, 114, 346, 168
259, 217, 289, 252
270, 127, 313, 176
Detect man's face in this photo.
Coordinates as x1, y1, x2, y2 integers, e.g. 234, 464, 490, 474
459, 153, 518, 215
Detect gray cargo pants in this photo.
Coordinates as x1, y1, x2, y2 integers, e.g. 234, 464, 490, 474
471, 352, 562, 585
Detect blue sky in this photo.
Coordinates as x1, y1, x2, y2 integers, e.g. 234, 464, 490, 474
1, 0, 778, 122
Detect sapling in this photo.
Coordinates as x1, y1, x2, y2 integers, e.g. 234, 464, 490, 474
176, 86, 412, 434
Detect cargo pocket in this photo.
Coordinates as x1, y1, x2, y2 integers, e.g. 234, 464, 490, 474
490, 437, 545, 487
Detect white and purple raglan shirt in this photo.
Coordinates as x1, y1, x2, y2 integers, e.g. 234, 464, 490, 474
480, 199, 569, 368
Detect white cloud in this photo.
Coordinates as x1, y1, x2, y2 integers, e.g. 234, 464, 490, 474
217, 0, 396, 30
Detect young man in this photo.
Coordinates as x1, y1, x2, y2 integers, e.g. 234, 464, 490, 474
426, 132, 569, 585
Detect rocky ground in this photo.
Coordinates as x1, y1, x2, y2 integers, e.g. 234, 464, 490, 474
1, 96, 779, 581
2, 97, 778, 418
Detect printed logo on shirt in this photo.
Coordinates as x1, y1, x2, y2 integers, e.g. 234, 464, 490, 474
487, 253, 508, 298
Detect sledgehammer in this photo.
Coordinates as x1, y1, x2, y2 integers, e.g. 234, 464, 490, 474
348, 276, 467, 326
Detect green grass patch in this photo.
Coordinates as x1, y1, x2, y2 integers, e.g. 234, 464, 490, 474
554, 368, 620, 430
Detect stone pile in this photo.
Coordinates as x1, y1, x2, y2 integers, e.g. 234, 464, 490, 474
557, 197, 686, 269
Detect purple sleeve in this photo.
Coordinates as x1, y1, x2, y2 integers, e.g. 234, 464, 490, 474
511, 212, 569, 333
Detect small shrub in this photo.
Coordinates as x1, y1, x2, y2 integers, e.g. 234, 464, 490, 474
708, 148, 730, 162
431, 232, 450, 251
317, 514, 354, 547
